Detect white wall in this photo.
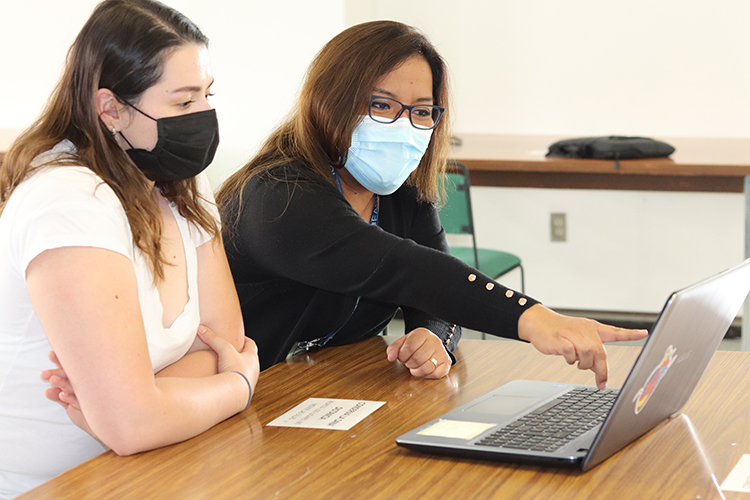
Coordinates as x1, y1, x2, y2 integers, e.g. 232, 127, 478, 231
471, 188, 744, 312
1, 0, 344, 187
346, 0, 750, 138
346, 0, 750, 312
4, 1, 748, 314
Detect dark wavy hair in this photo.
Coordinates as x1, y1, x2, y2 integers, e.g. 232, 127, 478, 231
216, 20, 452, 214
0, 0, 218, 280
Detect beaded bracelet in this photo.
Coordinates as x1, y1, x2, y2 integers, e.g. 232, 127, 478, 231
231, 371, 253, 412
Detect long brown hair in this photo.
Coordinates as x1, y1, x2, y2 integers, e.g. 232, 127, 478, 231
216, 20, 452, 214
0, 0, 219, 280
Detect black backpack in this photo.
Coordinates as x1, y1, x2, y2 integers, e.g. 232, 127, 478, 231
546, 136, 675, 160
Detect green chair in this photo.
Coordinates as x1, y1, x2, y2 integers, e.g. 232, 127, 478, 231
441, 161, 525, 292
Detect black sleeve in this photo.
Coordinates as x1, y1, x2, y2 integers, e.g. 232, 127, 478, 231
230, 165, 538, 341
397, 193, 462, 362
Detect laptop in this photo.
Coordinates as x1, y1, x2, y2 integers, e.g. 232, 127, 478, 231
396, 258, 750, 471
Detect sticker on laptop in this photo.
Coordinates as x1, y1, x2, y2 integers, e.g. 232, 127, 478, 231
632, 345, 678, 414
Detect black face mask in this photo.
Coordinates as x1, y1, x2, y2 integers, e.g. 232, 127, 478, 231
116, 99, 219, 182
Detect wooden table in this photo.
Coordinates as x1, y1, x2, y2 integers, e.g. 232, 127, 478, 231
451, 134, 750, 192
452, 134, 750, 348
19, 337, 750, 500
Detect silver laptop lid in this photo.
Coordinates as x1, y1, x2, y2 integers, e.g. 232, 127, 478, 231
582, 258, 750, 470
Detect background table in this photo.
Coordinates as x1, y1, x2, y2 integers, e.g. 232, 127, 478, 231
451, 134, 750, 192
19, 337, 750, 500
452, 134, 750, 349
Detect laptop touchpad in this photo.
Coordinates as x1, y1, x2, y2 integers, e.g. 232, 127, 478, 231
466, 395, 544, 415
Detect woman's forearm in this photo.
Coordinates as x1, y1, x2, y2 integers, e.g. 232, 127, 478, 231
97, 371, 248, 456
156, 349, 218, 378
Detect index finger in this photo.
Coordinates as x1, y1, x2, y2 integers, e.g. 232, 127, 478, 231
41, 367, 67, 382
597, 325, 648, 343
386, 336, 407, 362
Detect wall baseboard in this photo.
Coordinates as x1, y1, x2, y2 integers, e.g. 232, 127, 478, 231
556, 309, 741, 339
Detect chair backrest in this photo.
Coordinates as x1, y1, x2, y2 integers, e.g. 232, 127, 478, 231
440, 162, 474, 235
440, 161, 480, 266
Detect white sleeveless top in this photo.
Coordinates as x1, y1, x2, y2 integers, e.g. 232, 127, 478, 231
0, 141, 218, 499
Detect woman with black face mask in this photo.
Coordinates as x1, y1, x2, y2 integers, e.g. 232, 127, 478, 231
0, 1, 258, 497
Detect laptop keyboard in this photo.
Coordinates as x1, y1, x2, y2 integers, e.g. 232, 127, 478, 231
475, 387, 619, 453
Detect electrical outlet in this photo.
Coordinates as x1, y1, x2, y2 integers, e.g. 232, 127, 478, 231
551, 213, 566, 242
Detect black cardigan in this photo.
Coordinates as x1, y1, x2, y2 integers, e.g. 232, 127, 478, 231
223, 163, 538, 370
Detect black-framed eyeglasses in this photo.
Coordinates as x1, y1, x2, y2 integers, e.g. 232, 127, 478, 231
368, 96, 445, 130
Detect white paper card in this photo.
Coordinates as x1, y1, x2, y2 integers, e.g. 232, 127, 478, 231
267, 398, 385, 431
721, 454, 750, 492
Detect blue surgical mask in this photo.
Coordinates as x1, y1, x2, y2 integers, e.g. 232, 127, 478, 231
344, 116, 432, 195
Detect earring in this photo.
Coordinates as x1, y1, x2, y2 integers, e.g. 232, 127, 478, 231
109, 123, 117, 136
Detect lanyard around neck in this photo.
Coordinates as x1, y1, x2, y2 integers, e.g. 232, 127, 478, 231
331, 167, 379, 226
294, 168, 380, 352
295, 293, 362, 352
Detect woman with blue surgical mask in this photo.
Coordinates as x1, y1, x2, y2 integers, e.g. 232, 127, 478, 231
216, 21, 646, 382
